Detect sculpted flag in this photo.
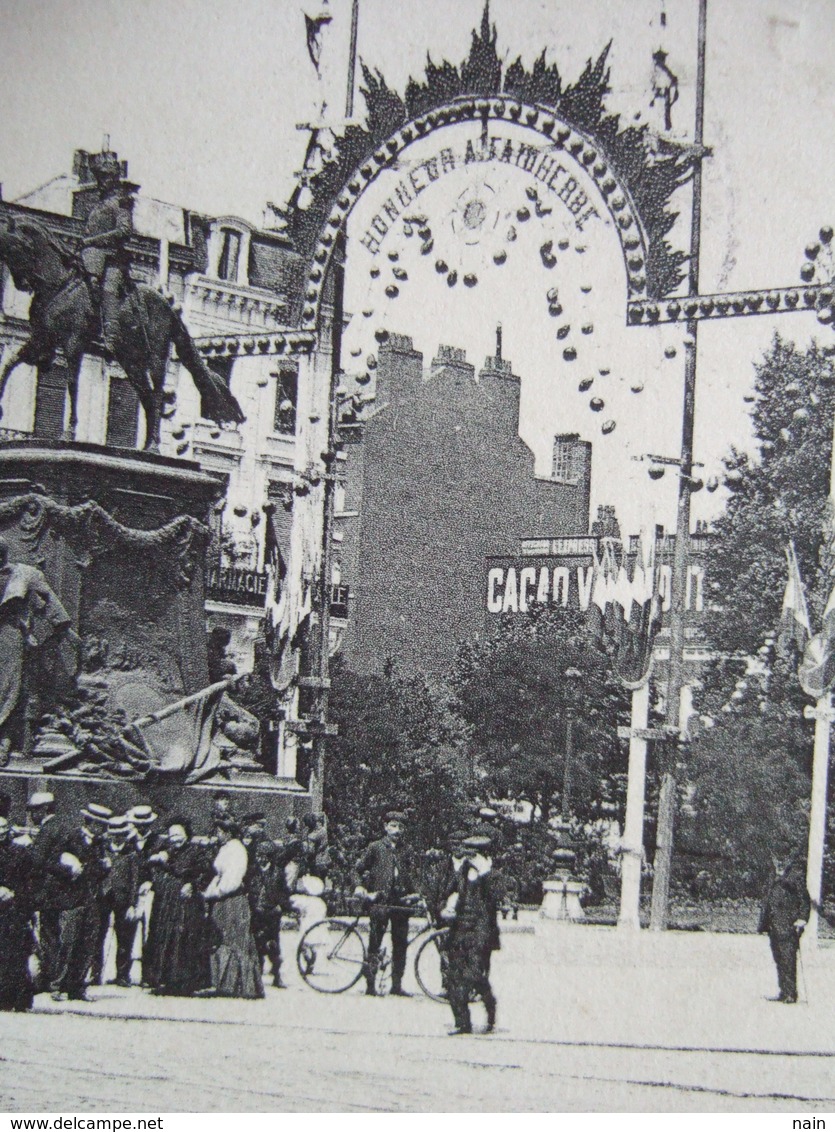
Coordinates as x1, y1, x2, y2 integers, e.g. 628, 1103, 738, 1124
798, 580, 835, 699
125, 681, 227, 782
777, 542, 812, 656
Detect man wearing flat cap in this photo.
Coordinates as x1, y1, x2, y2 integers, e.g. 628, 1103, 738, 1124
439, 833, 499, 1035
355, 811, 419, 996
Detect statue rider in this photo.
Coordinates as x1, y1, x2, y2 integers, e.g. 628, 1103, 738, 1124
79, 151, 136, 360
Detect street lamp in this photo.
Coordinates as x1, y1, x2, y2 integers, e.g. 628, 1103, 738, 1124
561, 665, 583, 822
540, 665, 586, 922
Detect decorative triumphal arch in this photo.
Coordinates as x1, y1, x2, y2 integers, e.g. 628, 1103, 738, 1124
271, 3, 835, 935
264, 10, 701, 799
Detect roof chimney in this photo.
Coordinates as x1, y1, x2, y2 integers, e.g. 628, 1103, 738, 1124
496, 323, 503, 361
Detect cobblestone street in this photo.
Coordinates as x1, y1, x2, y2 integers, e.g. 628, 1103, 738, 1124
2, 920, 834, 1113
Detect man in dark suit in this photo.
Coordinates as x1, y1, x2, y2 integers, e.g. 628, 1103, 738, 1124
27, 791, 64, 990
355, 811, 418, 996
30, 799, 109, 1001
440, 833, 499, 1035
758, 848, 810, 1004
92, 815, 140, 987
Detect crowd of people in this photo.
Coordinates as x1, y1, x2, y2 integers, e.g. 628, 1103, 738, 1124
0, 792, 502, 1036
0, 789, 329, 1010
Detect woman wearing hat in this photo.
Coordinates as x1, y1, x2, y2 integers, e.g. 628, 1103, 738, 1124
203, 818, 264, 999
144, 819, 212, 996
440, 833, 499, 1035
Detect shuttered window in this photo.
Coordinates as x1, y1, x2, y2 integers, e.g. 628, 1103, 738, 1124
106, 374, 139, 448
33, 363, 67, 439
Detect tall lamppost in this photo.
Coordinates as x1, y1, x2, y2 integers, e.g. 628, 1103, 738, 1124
561, 666, 583, 822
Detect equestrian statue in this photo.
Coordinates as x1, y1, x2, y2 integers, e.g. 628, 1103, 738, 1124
0, 150, 244, 450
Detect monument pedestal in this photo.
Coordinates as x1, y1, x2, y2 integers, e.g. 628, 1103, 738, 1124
0, 440, 307, 833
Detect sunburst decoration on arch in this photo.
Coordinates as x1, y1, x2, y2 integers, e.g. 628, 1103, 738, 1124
287, 2, 694, 325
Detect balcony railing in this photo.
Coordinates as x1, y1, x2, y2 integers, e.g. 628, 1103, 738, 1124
330, 584, 350, 620
0, 428, 33, 444
205, 567, 350, 619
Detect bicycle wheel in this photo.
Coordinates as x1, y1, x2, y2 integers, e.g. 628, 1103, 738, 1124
297, 919, 366, 993
414, 928, 449, 1003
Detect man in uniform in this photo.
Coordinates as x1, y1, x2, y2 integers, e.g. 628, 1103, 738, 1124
248, 838, 293, 988
79, 150, 135, 360
355, 811, 418, 997
759, 846, 810, 1004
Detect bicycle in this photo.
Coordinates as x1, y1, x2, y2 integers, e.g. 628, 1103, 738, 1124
296, 894, 449, 1000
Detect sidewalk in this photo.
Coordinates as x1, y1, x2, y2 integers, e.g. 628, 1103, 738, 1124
2, 919, 833, 1112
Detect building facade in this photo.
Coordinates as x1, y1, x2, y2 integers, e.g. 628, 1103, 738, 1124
338, 331, 592, 676
0, 148, 346, 689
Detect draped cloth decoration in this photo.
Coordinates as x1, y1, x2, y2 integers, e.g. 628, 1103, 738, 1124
588, 532, 662, 689
0, 493, 210, 587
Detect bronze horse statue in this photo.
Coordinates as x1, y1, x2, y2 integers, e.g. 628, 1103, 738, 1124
0, 215, 244, 449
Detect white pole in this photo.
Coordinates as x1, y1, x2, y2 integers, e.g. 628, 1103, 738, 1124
618, 679, 650, 931
804, 696, 830, 954
804, 407, 835, 954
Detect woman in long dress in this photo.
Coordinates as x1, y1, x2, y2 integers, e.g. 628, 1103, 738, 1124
144, 820, 212, 996
203, 819, 264, 999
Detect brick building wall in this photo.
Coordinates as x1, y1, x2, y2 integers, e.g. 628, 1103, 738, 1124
338, 333, 591, 676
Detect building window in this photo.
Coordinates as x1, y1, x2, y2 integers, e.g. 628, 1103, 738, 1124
106, 374, 139, 448
217, 228, 242, 282
207, 356, 234, 387
33, 362, 67, 439
273, 367, 297, 435
552, 433, 582, 485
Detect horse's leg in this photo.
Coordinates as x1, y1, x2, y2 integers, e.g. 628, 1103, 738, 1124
125, 363, 159, 453
62, 349, 83, 442
145, 355, 167, 454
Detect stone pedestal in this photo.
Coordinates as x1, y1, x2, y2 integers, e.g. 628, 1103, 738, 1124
540, 872, 587, 921
0, 440, 307, 811
539, 828, 586, 922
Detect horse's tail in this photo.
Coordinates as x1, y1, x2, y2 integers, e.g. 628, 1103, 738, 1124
169, 308, 245, 426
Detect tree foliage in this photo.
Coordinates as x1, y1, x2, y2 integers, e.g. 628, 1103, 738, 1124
706, 334, 835, 656
683, 335, 835, 894
324, 657, 473, 868
451, 608, 629, 826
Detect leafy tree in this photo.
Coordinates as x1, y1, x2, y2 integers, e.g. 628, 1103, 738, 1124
451, 608, 629, 827
683, 335, 835, 894
706, 334, 835, 656
324, 657, 474, 878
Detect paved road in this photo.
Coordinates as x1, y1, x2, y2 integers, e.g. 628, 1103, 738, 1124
2, 922, 834, 1113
